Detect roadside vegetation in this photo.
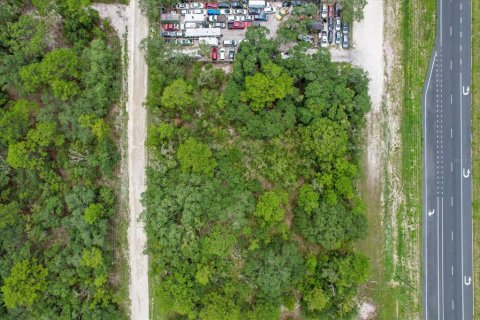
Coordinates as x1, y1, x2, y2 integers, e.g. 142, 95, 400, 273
0, 1, 126, 318
371, 0, 435, 318
143, 28, 372, 319
471, 0, 480, 314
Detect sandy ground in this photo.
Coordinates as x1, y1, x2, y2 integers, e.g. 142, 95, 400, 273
95, 2, 150, 318
330, 0, 385, 190
125, 1, 150, 319
92, 3, 128, 37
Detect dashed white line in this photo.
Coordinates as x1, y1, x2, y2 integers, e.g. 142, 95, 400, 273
450, 60, 453, 69
451, 162, 454, 172
451, 196, 454, 206
452, 231, 454, 241
452, 266, 454, 275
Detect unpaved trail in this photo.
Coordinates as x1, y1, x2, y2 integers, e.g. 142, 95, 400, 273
126, 0, 149, 319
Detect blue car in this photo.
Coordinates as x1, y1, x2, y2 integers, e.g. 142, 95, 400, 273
207, 9, 221, 15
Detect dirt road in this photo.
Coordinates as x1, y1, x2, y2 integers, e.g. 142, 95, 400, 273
126, 0, 149, 319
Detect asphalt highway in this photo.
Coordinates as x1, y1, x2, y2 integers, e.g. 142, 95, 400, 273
423, 0, 473, 319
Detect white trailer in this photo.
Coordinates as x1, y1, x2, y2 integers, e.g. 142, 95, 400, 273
199, 37, 219, 46
184, 28, 221, 38
248, 0, 267, 8
184, 13, 206, 23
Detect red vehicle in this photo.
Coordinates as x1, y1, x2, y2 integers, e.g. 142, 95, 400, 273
227, 21, 245, 29
204, 2, 218, 8
328, 5, 334, 17
162, 23, 178, 31
212, 47, 218, 60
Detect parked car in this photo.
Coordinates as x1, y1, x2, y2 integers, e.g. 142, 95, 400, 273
245, 15, 255, 21
162, 23, 179, 31
213, 22, 226, 28
342, 22, 349, 34
320, 31, 328, 47
335, 31, 341, 45
193, 8, 205, 14
328, 16, 334, 30
328, 4, 334, 17
342, 34, 348, 48
335, 17, 341, 31
334, 2, 341, 17
218, 2, 230, 8
321, 4, 327, 18
254, 13, 268, 21
205, 2, 218, 8
328, 30, 333, 43
264, 6, 276, 13
231, 2, 243, 8
229, 49, 235, 60
219, 48, 225, 60
208, 15, 218, 22
161, 31, 176, 37
190, 2, 203, 8
252, 21, 261, 27
220, 8, 231, 14
248, 7, 259, 14
282, 1, 292, 7
212, 47, 218, 60
227, 21, 246, 29
176, 3, 188, 9
224, 39, 237, 46
227, 15, 236, 21
234, 15, 246, 21
176, 39, 193, 46
275, 7, 289, 21
233, 8, 247, 14
207, 9, 221, 15
291, 0, 303, 6
297, 34, 313, 43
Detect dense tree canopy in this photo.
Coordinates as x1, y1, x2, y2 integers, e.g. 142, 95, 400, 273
143, 28, 371, 319
0, 1, 124, 318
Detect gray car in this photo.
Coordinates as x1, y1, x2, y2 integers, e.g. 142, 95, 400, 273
335, 31, 341, 45
342, 34, 348, 48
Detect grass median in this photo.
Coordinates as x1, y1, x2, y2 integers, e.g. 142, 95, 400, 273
471, 0, 480, 316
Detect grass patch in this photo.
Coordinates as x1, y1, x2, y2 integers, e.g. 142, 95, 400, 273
358, 0, 435, 318
471, 0, 480, 316
397, 0, 435, 317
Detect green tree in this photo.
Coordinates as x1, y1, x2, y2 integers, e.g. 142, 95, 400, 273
161, 78, 194, 112
254, 190, 288, 226
303, 286, 329, 312
20, 48, 80, 100
84, 203, 105, 224
1, 259, 48, 309
241, 62, 294, 111
177, 138, 217, 176
297, 184, 319, 214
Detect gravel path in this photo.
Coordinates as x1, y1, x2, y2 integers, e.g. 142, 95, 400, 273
126, 1, 149, 319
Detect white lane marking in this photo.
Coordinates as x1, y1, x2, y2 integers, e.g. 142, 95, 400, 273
463, 168, 470, 178
450, 26, 453, 36
424, 51, 437, 320
460, 31, 463, 38
441, 196, 444, 320
460, 17, 463, 24
463, 86, 470, 95
460, 58, 463, 66
452, 231, 454, 241
451, 128, 453, 138
451, 196, 454, 206
460, 3, 463, 10
451, 94, 453, 104
451, 162, 453, 172
460, 45, 462, 52
452, 266, 454, 275
453, 300, 455, 310
460, 72, 465, 319
437, 196, 440, 318
464, 276, 472, 286
450, 60, 453, 69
